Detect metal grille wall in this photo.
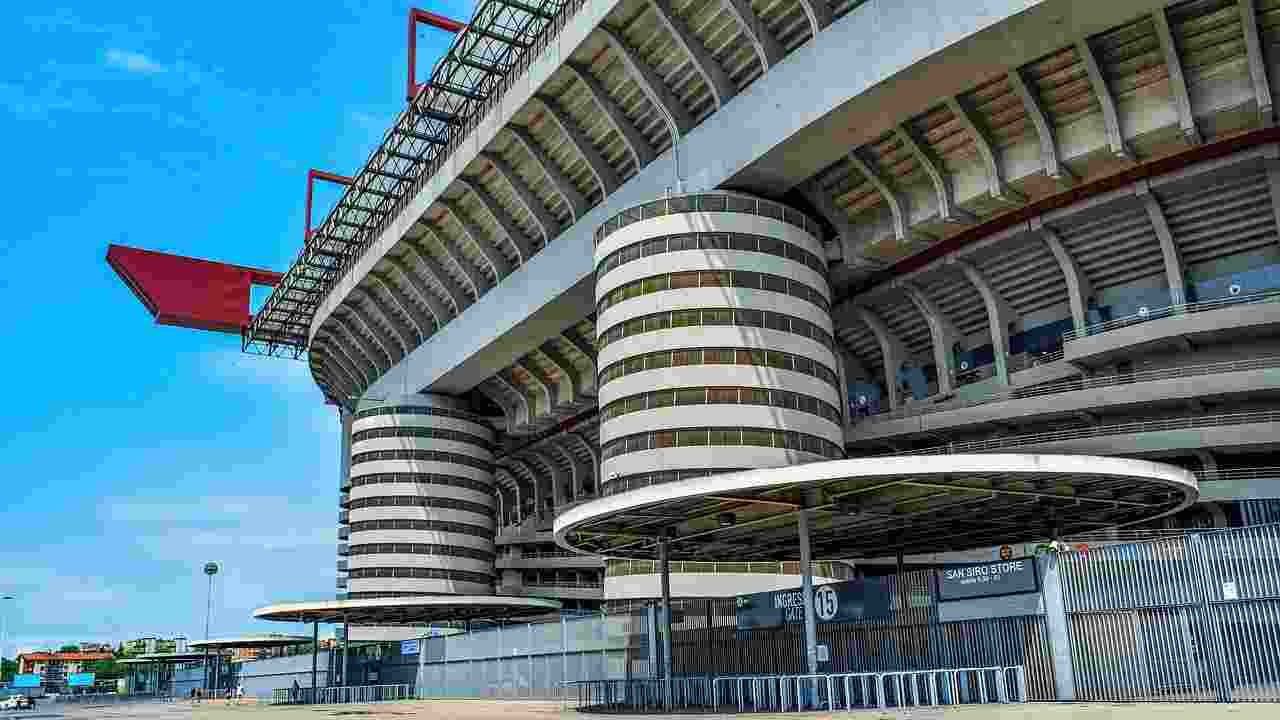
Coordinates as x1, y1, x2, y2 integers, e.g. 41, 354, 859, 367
656, 570, 1056, 701
1059, 524, 1280, 702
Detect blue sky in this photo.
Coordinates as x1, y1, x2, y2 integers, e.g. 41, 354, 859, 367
0, 1, 473, 654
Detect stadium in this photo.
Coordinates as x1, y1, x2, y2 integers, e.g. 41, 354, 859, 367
109, 0, 1280, 710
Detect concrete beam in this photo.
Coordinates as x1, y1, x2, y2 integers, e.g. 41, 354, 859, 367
507, 125, 589, 223
851, 306, 906, 409
1007, 67, 1075, 186
386, 254, 452, 329
596, 30, 692, 138
482, 151, 561, 247
564, 60, 656, 170
551, 441, 588, 501
345, 304, 403, 365
421, 223, 490, 300
316, 335, 374, 388
533, 95, 621, 195
368, 271, 435, 342
327, 319, 387, 380
537, 344, 581, 402
1136, 181, 1187, 305
720, 0, 784, 70
560, 330, 598, 384
314, 347, 363, 397
901, 284, 960, 395
476, 382, 518, 433
894, 123, 975, 224
530, 450, 570, 507
491, 373, 533, 429
457, 176, 535, 265
440, 199, 515, 280
1240, 0, 1274, 127
648, 0, 736, 110
514, 358, 557, 415
1033, 218, 1093, 334
795, 0, 833, 35
798, 179, 886, 268
1151, 8, 1201, 145
946, 95, 1025, 204
847, 148, 910, 242
568, 431, 599, 492
402, 239, 470, 314
954, 259, 1019, 385
353, 286, 417, 354
1076, 38, 1132, 159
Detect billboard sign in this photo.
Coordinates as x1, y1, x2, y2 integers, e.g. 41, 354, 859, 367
400, 639, 420, 655
67, 673, 96, 687
937, 558, 1038, 601
735, 578, 892, 629
12, 674, 41, 688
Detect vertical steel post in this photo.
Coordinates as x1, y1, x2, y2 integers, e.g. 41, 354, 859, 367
658, 538, 673, 709
341, 618, 348, 687
798, 507, 819, 677
311, 622, 319, 701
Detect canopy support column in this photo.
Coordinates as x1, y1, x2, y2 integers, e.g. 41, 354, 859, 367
311, 621, 319, 700
799, 506, 819, 679
658, 537, 673, 710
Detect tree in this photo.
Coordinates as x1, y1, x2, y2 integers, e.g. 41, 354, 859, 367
1, 657, 16, 683
59, 644, 79, 652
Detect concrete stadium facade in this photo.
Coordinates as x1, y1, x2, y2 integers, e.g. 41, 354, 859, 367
292, 0, 1280, 614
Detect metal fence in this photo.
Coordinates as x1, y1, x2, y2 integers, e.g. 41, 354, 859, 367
1059, 523, 1280, 702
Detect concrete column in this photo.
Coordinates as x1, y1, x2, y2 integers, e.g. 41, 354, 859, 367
341, 619, 348, 687
798, 508, 819, 677
646, 605, 659, 678
1038, 554, 1075, 701
658, 538, 673, 709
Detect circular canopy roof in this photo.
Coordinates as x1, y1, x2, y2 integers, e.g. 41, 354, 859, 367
555, 455, 1197, 560
123, 652, 212, 664
253, 596, 562, 625
189, 635, 311, 650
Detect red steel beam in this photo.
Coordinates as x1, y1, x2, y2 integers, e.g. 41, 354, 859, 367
407, 7, 466, 102
106, 244, 283, 334
305, 169, 353, 244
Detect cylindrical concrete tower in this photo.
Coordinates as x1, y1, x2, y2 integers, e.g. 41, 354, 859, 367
344, 393, 496, 598
594, 193, 845, 496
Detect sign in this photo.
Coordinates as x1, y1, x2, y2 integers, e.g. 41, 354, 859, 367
67, 673, 95, 687
816, 643, 830, 663
735, 578, 892, 629
938, 558, 1039, 601
12, 674, 40, 688
1222, 581, 1239, 600
400, 639, 420, 655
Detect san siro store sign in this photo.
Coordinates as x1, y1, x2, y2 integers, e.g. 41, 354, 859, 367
735, 578, 892, 629
937, 558, 1038, 601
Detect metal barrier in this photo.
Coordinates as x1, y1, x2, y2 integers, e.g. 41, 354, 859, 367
270, 684, 411, 706
1062, 288, 1280, 341
569, 666, 1024, 713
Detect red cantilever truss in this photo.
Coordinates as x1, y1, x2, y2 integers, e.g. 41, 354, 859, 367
106, 244, 283, 334
407, 8, 466, 101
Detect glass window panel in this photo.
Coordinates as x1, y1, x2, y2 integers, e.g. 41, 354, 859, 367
742, 429, 774, 446
730, 235, 757, 252
643, 238, 667, 256
672, 310, 700, 328
700, 270, 731, 287
625, 356, 645, 373
622, 244, 642, 263
669, 234, 695, 252
708, 428, 735, 445
742, 388, 770, 405
793, 355, 814, 374
624, 318, 645, 337
651, 390, 674, 408
700, 234, 729, 251
759, 237, 785, 257
624, 395, 647, 413
734, 271, 760, 289
672, 350, 695, 366
645, 314, 671, 332
766, 350, 788, 368
653, 432, 676, 448
707, 387, 739, 404
647, 352, 672, 370
703, 309, 732, 325
675, 388, 706, 405
642, 276, 669, 294
772, 391, 795, 409
704, 348, 734, 364
735, 308, 763, 327
678, 429, 709, 446
762, 274, 789, 293
670, 271, 700, 289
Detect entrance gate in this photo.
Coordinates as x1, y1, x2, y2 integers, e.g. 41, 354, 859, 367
1059, 524, 1280, 702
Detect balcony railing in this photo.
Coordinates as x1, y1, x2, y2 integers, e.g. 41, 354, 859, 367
501, 550, 581, 560
1196, 466, 1280, 484
520, 580, 603, 589
1062, 288, 1280, 342
853, 356, 1280, 427
887, 409, 1280, 456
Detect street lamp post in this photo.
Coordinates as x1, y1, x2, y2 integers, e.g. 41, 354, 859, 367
1, 595, 14, 683
202, 563, 219, 693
